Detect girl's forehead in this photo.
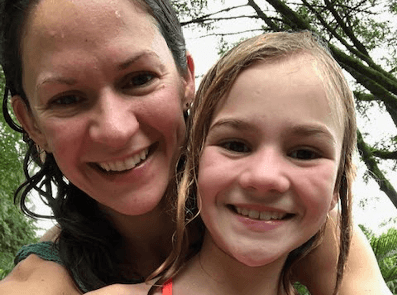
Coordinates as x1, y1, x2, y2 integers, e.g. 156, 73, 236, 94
211, 53, 345, 142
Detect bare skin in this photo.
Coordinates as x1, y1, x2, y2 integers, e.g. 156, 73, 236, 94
4, 210, 387, 295
1, 255, 81, 295
294, 210, 392, 295
0, 0, 390, 293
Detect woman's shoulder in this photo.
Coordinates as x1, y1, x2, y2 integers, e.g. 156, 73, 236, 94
85, 280, 161, 295
0, 254, 81, 295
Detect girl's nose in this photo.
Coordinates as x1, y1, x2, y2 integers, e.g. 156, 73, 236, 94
238, 147, 290, 194
89, 91, 139, 148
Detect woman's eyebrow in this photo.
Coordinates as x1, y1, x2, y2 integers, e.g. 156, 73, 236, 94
117, 51, 164, 71
36, 51, 165, 90
37, 76, 77, 90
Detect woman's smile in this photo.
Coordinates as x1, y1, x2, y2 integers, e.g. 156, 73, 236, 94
17, 0, 194, 216
96, 145, 152, 173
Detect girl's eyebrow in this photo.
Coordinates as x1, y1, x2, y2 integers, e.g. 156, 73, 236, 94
287, 125, 337, 144
209, 118, 337, 144
209, 118, 253, 132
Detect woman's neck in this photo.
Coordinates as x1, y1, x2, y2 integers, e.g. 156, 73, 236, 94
101, 198, 175, 279
173, 232, 288, 295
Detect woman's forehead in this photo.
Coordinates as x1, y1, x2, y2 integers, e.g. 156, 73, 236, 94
25, 0, 151, 40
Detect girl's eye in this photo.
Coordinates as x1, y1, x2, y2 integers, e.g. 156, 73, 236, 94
289, 149, 320, 160
221, 141, 250, 153
52, 94, 81, 106
123, 72, 156, 89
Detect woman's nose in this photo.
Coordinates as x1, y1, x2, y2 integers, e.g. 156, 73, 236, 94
89, 91, 139, 148
238, 147, 290, 194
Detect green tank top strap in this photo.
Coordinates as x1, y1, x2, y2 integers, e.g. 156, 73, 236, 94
14, 241, 88, 293
14, 241, 62, 265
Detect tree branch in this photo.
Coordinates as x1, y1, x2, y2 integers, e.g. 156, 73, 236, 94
300, 0, 376, 67
255, 0, 312, 30
180, 4, 248, 26
330, 45, 397, 97
343, 64, 397, 127
357, 130, 397, 208
247, 0, 281, 31
354, 92, 379, 102
372, 149, 397, 160
181, 14, 261, 26
190, 28, 267, 39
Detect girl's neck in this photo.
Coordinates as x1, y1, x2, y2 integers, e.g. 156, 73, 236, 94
173, 232, 287, 295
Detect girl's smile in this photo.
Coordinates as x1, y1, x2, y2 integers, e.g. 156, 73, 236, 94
197, 54, 343, 268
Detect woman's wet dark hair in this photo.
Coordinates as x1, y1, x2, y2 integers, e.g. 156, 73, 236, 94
0, 0, 188, 291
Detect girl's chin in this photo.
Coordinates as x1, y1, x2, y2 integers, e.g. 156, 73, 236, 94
231, 251, 287, 268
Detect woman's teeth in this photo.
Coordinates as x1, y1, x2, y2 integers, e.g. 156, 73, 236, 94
98, 148, 149, 172
235, 207, 286, 221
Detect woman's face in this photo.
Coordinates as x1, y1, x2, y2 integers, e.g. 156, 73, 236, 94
14, 0, 194, 215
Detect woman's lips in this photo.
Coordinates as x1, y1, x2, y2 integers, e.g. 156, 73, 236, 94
95, 142, 158, 173
97, 148, 149, 172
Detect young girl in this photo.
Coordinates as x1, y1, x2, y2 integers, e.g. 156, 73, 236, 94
157, 31, 356, 295
0, 1, 387, 294
89, 31, 358, 295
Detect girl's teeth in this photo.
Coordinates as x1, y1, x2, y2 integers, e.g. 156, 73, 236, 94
98, 148, 149, 172
235, 207, 286, 221
249, 210, 260, 219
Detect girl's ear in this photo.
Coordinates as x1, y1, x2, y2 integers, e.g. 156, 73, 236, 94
182, 52, 195, 107
12, 96, 50, 151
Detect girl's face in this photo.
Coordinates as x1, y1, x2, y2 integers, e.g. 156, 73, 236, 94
13, 0, 194, 216
198, 54, 343, 267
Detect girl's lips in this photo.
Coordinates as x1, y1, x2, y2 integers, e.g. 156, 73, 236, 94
229, 205, 294, 232
94, 142, 158, 173
230, 205, 294, 221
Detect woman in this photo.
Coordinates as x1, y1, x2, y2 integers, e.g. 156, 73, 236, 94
0, 0, 389, 294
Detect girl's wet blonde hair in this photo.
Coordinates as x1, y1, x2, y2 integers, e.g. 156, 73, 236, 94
152, 31, 357, 295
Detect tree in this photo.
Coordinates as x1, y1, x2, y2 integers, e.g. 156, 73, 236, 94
0, 70, 38, 279
360, 225, 397, 294
175, 0, 397, 209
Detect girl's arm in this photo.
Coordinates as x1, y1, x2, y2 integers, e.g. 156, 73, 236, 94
293, 209, 391, 295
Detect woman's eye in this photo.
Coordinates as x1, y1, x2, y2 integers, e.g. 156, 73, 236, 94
289, 149, 320, 160
221, 141, 250, 153
123, 72, 156, 89
52, 95, 81, 106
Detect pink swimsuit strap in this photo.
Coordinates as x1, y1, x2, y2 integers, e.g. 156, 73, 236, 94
162, 278, 172, 295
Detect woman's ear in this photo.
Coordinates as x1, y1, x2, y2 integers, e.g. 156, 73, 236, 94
182, 52, 196, 107
12, 96, 49, 151
329, 192, 339, 211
